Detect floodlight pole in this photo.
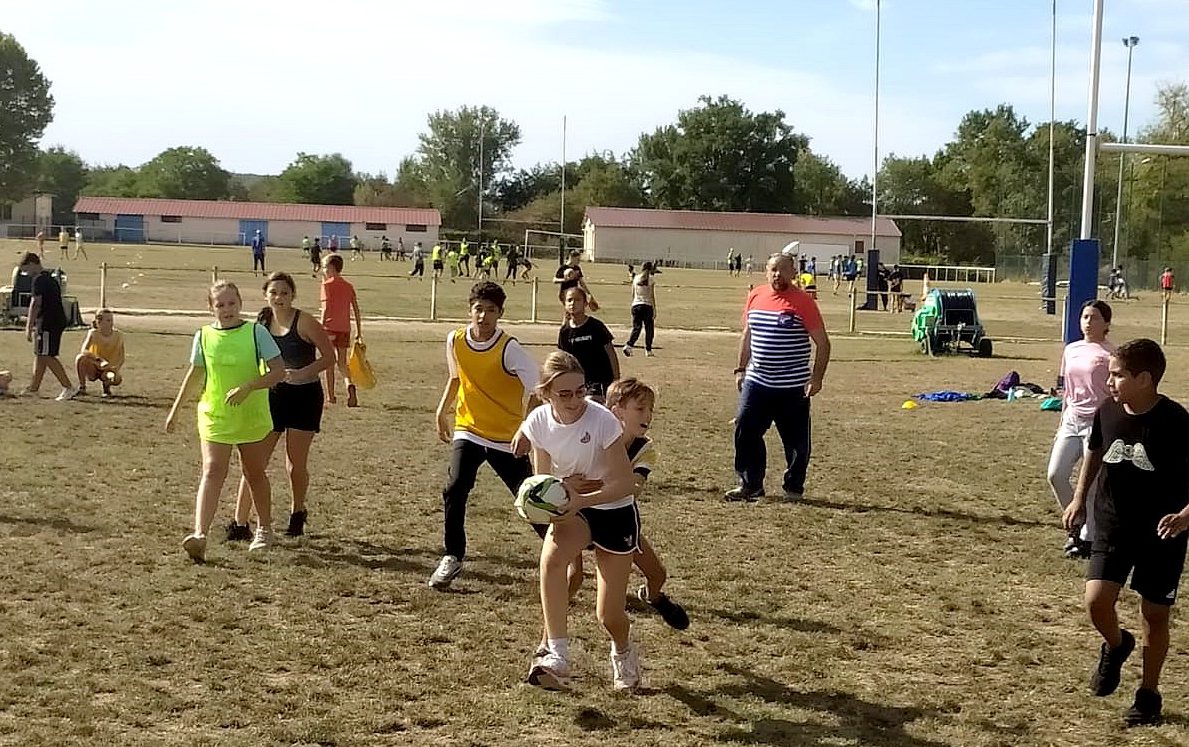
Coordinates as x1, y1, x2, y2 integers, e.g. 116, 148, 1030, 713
478, 119, 485, 236
1046, 0, 1056, 255
1111, 36, 1140, 267
560, 116, 567, 235
1079, 0, 1105, 240
870, 0, 882, 255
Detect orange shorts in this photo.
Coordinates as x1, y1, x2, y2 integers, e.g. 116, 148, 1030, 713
326, 330, 351, 349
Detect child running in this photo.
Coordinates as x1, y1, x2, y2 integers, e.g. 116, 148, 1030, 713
557, 284, 618, 402
320, 254, 363, 407
75, 309, 125, 397
165, 281, 286, 562
1062, 338, 1189, 726
430, 281, 541, 589
513, 352, 644, 692
228, 272, 336, 541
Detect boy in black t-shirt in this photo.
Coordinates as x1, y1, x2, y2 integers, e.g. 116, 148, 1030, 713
18, 253, 76, 400
557, 284, 618, 402
1064, 338, 1189, 726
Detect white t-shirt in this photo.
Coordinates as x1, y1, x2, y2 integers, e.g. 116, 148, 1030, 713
520, 401, 633, 510
631, 274, 656, 307
446, 326, 539, 452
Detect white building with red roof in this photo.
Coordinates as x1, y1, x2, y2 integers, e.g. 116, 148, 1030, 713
583, 206, 901, 268
72, 197, 440, 248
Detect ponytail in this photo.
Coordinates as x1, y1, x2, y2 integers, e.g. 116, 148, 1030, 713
257, 305, 273, 327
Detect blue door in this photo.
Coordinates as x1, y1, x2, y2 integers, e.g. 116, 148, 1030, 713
321, 222, 350, 249
239, 220, 268, 246
113, 214, 145, 243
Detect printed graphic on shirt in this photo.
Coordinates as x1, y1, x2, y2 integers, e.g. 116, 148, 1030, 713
1103, 439, 1155, 471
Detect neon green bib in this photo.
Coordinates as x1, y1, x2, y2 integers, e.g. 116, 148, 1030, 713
197, 323, 272, 445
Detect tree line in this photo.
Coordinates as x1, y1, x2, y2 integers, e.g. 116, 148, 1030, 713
3, 30, 1187, 264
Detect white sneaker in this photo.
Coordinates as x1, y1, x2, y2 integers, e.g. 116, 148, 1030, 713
645, 350, 655, 358
182, 533, 207, 563
528, 650, 571, 690
248, 526, 273, 552
428, 554, 463, 588
55, 386, 80, 401
17, 387, 39, 398
610, 644, 641, 691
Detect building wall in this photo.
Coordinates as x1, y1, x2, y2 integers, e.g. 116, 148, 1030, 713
585, 224, 901, 267
74, 214, 440, 248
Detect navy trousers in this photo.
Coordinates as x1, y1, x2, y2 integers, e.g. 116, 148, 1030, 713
733, 380, 811, 494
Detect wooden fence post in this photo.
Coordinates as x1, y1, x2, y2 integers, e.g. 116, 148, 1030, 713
99, 262, 107, 308
212, 266, 219, 284
848, 285, 857, 333
1161, 297, 1169, 346
430, 274, 438, 321
530, 277, 539, 323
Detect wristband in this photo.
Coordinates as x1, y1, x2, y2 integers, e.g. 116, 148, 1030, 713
733, 367, 746, 374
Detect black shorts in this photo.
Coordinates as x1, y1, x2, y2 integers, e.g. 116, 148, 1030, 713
1088, 535, 1189, 606
270, 381, 324, 433
578, 503, 641, 555
34, 327, 64, 357
433, 260, 444, 270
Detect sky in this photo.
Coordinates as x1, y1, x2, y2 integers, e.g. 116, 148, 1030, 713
7, 0, 1189, 182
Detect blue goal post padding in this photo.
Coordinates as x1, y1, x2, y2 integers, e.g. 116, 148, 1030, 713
1064, 239, 1099, 345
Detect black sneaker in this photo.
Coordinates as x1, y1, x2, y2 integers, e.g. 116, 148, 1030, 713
1062, 535, 1079, 555
1065, 539, 1092, 559
1124, 687, 1163, 727
724, 486, 764, 503
286, 510, 308, 537
638, 586, 690, 631
225, 521, 252, 542
1091, 629, 1135, 696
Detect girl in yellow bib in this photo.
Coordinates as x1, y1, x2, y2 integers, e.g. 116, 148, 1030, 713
75, 309, 125, 397
165, 281, 286, 563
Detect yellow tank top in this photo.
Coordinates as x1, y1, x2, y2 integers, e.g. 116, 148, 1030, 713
453, 329, 524, 443
86, 329, 124, 363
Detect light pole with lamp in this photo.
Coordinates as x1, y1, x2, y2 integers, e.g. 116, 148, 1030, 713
1111, 35, 1140, 268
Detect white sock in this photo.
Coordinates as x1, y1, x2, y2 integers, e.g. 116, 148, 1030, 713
547, 637, 569, 659
611, 638, 631, 656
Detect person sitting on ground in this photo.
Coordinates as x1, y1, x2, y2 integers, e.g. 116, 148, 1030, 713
76, 309, 125, 397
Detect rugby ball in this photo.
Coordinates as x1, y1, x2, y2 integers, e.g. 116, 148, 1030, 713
515, 474, 570, 524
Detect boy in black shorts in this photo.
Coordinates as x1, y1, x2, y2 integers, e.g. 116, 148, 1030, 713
1063, 338, 1189, 726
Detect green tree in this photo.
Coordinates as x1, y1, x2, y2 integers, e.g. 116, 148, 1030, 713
137, 146, 231, 200
0, 33, 54, 203
276, 153, 357, 205
82, 165, 140, 197
793, 151, 867, 215
36, 147, 87, 224
633, 95, 808, 212
354, 171, 431, 208
403, 105, 521, 229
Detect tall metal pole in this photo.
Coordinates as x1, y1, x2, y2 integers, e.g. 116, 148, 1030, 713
1111, 36, 1139, 267
560, 116, 567, 234
870, 0, 881, 255
1079, 0, 1105, 239
478, 119, 485, 236
1046, 0, 1056, 255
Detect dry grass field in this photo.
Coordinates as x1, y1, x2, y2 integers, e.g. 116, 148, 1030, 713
2, 239, 1189, 746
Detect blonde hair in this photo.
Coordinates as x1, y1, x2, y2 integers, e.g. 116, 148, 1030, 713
207, 280, 241, 309
535, 351, 585, 398
606, 377, 655, 410
92, 308, 114, 329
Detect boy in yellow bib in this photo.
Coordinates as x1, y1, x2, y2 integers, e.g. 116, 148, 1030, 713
165, 281, 286, 562
430, 281, 541, 588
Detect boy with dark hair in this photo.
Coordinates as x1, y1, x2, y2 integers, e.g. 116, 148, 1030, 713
20, 253, 77, 400
1063, 338, 1189, 726
430, 281, 540, 589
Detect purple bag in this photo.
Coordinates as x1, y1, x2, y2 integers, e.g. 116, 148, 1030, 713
993, 371, 1020, 393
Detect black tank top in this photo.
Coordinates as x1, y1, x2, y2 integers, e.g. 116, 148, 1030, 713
273, 309, 317, 369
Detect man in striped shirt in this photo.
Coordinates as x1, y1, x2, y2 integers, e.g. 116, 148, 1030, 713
726, 253, 831, 503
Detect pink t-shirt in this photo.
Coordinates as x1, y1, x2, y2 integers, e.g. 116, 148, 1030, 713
1062, 339, 1115, 423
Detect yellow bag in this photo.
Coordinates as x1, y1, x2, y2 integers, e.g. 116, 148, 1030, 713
347, 339, 377, 390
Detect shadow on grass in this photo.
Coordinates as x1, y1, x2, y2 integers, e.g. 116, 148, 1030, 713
297, 538, 532, 587
0, 514, 95, 534
800, 497, 1051, 529
668, 664, 957, 746
89, 394, 170, 409
703, 608, 843, 634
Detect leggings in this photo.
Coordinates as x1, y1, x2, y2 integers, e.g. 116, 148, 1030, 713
627, 304, 655, 351
1046, 415, 1098, 541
